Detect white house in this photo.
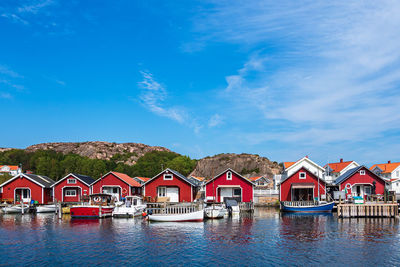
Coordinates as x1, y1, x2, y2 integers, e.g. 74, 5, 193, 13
0, 165, 21, 176
370, 161, 400, 195
324, 159, 360, 184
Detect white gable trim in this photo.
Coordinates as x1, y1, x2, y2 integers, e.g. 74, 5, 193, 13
0, 174, 46, 188
51, 173, 91, 187
286, 157, 324, 173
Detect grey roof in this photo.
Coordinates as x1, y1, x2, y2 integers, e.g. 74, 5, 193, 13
25, 174, 55, 188
334, 165, 384, 185
71, 173, 95, 185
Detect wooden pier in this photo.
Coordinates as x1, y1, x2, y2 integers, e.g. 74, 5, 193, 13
337, 203, 398, 218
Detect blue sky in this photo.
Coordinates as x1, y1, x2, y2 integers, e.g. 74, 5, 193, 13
1, 0, 400, 166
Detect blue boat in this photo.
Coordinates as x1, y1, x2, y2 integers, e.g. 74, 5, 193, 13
280, 201, 334, 212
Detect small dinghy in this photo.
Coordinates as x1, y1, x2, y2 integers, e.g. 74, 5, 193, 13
36, 204, 57, 213
113, 196, 146, 218
280, 201, 334, 212
2, 204, 29, 214
204, 203, 227, 219
148, 209, 204, 222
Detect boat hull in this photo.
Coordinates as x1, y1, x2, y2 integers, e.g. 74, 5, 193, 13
148, 209, 204, 222
280, 202, 334, 213
2, 206, 29, 214
36, 205, 57, 213
113, 205, 146, 218
204, 207, 226, 219
70, 205, 114, 218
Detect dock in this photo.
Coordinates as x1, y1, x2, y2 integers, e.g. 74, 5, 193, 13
337, 203, 398, 218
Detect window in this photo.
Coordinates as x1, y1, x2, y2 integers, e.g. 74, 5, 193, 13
397, 171, 400, 177
65, 189, 76, 196
67, 178, 76, 184
164, 174, 173, 180
233, 188, 241, 197
227, 171, 232, 180
360, 170, 365, 175
299, 172, 306, 179
365, 186, 371, 195
158, 187, 166, 197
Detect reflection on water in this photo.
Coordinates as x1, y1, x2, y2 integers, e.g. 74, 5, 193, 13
0, 208, 399, 266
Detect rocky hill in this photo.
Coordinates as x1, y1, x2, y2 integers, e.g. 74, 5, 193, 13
0, 148, 13, 153
190, 153, 282, 179
25, 141, 171, 165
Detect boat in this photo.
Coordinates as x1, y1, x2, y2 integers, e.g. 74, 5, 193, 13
2, 204, 29, 214
113, 196, 146, 218
147, 204, 204, 222
204, 203, 227, 219
70, 193, 114, 219
280, 201, 335, 212
36, 204, 57, 213
224, 198, 240, 216
148, 209, 204, 222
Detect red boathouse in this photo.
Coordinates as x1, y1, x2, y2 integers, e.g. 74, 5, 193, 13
91, 172, 142, 201
52, 173, 95, 203
334, 165, 386, 199
143, 169, 199, 202
279, 167, 326, 201
205, 168, 255, 202
0, 173, 55, 204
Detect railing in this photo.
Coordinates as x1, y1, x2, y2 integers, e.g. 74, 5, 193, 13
147, 203, 202, 215
254, 189, 279, 196
281, 201, 316, 206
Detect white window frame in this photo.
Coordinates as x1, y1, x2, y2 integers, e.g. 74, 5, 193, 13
299, 172, 306, 179
227, 171, 232, 180
65, 189, 77, 196
157, 187, 166, 197
360, 170, 366, 175
67, 178, 77, 184
164, 174, 173, 180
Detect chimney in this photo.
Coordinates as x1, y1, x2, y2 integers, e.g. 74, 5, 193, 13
305, 155, 308, 158
388, 160, 391, 164
340, 158, 343, 163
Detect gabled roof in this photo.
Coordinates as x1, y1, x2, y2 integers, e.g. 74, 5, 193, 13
91, 171, 141, 187
144, 168, 200, 187
283, 162, 295, 169
51, 173, 95, 187
204, 168, 256, 186
324, 161, 354, 173
0, 173, 55, 188
191, 176, 205, 182
334, 166, 386, 185
370, 162, 400, 174
284, 157, 325, 173
0, 165, 19, 171
279, 166, 326, 185
135, 177, 151, 182
249, 176, 263, 181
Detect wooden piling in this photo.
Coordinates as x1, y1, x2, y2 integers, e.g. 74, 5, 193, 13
337, 203, 398, 218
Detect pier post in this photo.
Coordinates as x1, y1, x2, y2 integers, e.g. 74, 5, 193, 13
58, 202, 62, 219
21, 201, 24, 214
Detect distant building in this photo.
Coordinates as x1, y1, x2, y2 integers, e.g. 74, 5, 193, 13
0, 165, 21, 176
370, 161, 400, 195
52, 173, 95, 203
324, 159, 360, 184
91, 172, 142, 200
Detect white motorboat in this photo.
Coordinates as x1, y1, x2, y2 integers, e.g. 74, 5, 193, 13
148, 209, 204, 222
2, 204, 29, 214
36, 204, 57, 213
204, 204, 227, 219
225, 199, 240, 216
113, 196, 146, 218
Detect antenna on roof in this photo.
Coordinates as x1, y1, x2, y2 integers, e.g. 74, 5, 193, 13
161, 164, 164, 171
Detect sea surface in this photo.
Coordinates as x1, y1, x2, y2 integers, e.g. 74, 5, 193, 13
0, 208, 399, 266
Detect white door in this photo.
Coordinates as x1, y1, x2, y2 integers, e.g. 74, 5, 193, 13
102, 187, 120, 200
166, 187, 179, 202
220, 188, 233, 202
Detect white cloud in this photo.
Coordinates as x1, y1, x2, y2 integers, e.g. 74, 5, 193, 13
194, 1, 400, 147
17, 0, 55, 14
0, 65, 24, 78
208, 114, 223, 127
138, 71, 187, 123
0, 92, 12, 99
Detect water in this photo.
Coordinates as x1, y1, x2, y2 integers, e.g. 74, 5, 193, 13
0, 208, 399, 266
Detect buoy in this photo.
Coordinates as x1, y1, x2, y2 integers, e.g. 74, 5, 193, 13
142, 211, 147, 217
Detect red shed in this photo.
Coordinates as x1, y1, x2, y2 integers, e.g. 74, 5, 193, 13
335, 165, 386, 199
205, 169, 255, 203
143, 169, 199, 202
279, 167, 326, 201
52, 173, 95, 203
0, 173, 55, 204
91, 172, 142, 201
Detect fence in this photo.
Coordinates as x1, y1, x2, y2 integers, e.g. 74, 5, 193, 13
147, 203, 202, 215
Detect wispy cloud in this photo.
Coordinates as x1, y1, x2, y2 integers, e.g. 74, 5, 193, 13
0, 65, 26, 99
193, 1, 400, 154
0, 92, 13, 99
208, 114, 223, 128
0, 65, 24, 79
138, 71, 187, 123
17, 0, 54, 14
